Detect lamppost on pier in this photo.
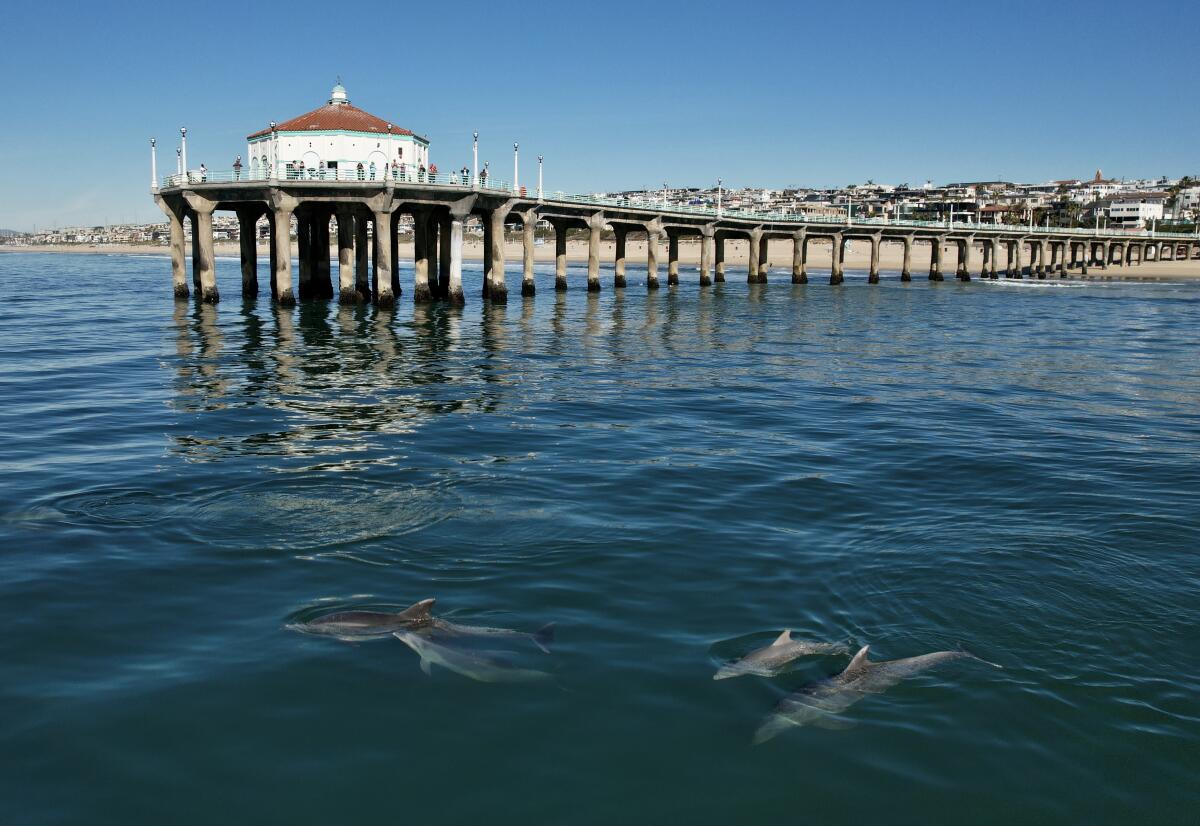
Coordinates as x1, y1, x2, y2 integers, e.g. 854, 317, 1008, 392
150, 138, 157, 193
473, 132, 479, 187
180, 127, 187, 181
513, 142, 519, 194
717, 178, 723, 217
537, 155, 543, 199
269, 122, 278, 180
176, 148, 182, 178
662, 181, 668, 209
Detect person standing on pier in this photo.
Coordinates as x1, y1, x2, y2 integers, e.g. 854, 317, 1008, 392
233, 155, 242, 181
199, 163, 207, 182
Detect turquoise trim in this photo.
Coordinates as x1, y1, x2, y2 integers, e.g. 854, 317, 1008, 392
249, 130, 428, 145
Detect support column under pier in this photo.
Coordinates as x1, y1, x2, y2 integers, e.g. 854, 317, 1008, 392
194, 206, 218, 303
373, 210, 394, 306
714, 234, 726, 282
747, 228, 762, 283
336, 208, 357, 303
237, 207, 260, 298
448, 213, 465, 306
158, 200, 188, 299
313, 211, 333, 298
792, 231, 807, 284
488, 210, 508, 304
647, 228, 661, 290
439, 214, 452, 298
667, 232, 680, 286
901, 235, 912, 281
272, 206, 295, 305
700, 228, 713, 286
521, 209, 537, 297
959, 237, 973, 281
554, 221, 568, 291
587, 214, 602, 293
413, 209, 433, 303
355, 215, 370, 300
929, 238, 943, 281
830, 234, 844, 285
868, 235, 881, 283
614, 227, 628, 288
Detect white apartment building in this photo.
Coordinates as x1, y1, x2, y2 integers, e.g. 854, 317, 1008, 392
1106, 195, 1165, 228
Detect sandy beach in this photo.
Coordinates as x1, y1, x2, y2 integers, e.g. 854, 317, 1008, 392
6, 238, 1198, 280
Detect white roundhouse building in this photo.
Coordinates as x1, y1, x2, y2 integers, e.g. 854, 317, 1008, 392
246, 83, 429, 181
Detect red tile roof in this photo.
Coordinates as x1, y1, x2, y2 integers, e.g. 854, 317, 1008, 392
248, 103, 418, 140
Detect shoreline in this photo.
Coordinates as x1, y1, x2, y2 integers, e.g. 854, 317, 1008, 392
5, 240, 1199, 280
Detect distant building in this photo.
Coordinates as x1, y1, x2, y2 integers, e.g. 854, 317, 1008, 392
1106, 194, 1166, 228
246, 82, 430, 181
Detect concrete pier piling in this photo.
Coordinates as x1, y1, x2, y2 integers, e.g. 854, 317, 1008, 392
447, 212, 466, 306
929, 238, 943, 281
335, 208, 355, 303
646, 225, 661, 290
869, 235, 881, 283
747, 228, 762, 283
699, 228, 714, 287
586, 212, 604, 293
373, 210, 394, 306
413, 209, 433, 303
714, 234, 726, 283
521, 209, 537, 297
901, 235, 913, 282
958, 236, 973, 281
614, 227, 628, 288
792, 231, 807, 284
354, 216, 370, 300
489, 208, 508, 304
553, 220, 568, 291
667, 232, 680, 286
830, 233, 844, 285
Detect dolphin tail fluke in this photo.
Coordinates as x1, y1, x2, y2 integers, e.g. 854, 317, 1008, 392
957, 644, 1003, 669
533, 623, 556, 654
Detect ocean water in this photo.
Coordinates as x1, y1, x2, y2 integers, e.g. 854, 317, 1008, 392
1, 252, 1198, 825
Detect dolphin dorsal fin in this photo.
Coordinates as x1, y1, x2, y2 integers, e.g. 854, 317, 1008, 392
772, 629, 792, 646
843, 645, 871, 675
399, 598, 436, 621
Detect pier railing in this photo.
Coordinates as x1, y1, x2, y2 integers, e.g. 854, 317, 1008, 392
159, 170, 1198, 239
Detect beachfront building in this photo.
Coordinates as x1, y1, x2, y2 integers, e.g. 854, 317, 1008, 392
1106, 194, 1166, 229
245, 82, 430, 181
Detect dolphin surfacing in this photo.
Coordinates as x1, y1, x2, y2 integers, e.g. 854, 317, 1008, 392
287, 598, 436, 640
430, 618, 556, 654
714, 630, 849, 680
752, 644, 1001, 744
393, 630, 552, 683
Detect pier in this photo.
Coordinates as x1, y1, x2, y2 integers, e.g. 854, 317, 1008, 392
154, 173, 1200, 306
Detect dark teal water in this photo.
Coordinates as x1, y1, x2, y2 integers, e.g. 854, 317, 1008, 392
2, 252, 1198, 824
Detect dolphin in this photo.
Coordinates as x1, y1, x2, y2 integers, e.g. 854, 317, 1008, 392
752, 644, 1001, 744
428, 618, 556, 654
287, 598, 436, 640
714, 630, 850, 680
393, 630, 552, 683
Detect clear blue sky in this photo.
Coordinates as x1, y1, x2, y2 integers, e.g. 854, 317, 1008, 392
1, 0, 1195, 230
